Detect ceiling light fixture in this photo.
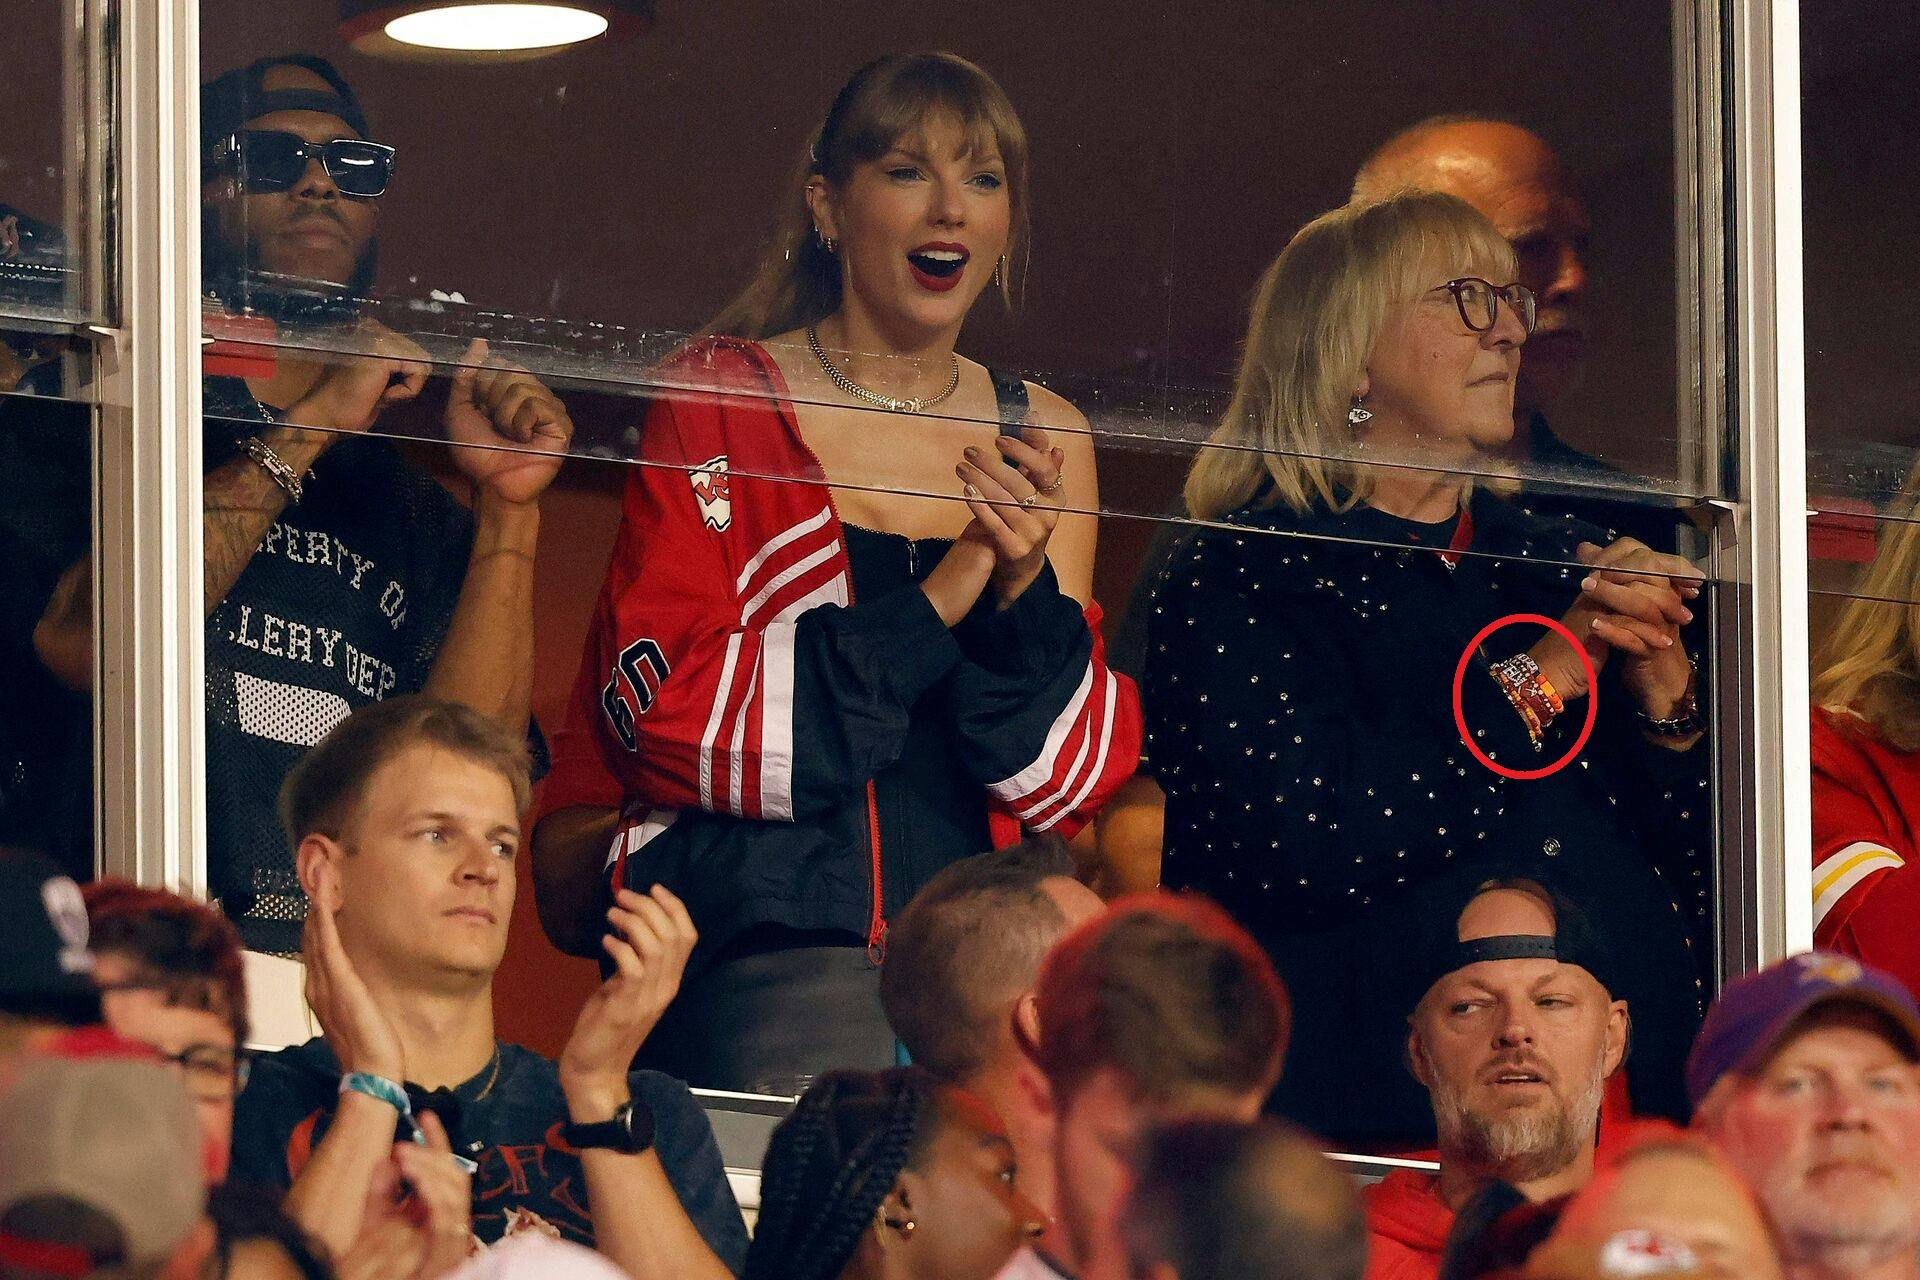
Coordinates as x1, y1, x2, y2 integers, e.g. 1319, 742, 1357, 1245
340, 0, 653, 61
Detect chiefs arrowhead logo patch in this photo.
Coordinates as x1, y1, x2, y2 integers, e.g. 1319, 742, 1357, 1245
689, 455, 732, 532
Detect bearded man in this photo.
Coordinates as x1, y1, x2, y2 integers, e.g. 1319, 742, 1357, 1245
1365, 880, 1630, 1280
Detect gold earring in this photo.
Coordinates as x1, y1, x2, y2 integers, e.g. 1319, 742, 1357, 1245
876, 1208, 917, 1237
992, 255, 1006, 288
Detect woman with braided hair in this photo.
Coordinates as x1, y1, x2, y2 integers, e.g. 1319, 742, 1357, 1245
747, 1067, 1045, 1280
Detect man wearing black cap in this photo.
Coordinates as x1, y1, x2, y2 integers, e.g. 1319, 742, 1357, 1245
0, 845, 101, 1066
1689, 952, 1920, 1280
1365, 880, 1632, 1280
22, 55, 574, 952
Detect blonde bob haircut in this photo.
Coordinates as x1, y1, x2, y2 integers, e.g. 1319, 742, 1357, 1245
1814, 460, 1920, 750
1184, 190, 1516, 522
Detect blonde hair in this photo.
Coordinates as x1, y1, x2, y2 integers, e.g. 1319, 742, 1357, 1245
1813, 463, 1920, 749
708, 52, 1031, 341
1184, 190, 1516, 521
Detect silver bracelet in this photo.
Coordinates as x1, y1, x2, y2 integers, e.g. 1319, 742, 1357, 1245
240, 435, 308, 504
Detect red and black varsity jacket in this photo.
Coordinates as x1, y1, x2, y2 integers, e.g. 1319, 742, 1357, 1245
1811, 705, 1920, 993
539, 337, 1140, 966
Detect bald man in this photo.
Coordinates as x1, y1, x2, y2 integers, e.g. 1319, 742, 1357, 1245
1353, 118, 1590, 428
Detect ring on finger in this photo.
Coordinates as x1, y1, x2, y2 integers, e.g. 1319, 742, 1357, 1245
1039, 472, 1066, 495
1019, 492, 1041, 508
963, 483, 982, 500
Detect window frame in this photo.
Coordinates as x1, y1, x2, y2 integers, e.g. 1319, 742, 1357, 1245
94, 0, 1813, 964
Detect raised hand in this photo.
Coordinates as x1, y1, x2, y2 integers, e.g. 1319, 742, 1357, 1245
443, 338, 575, 507
285, 318, 431, 437
955, 426, 1067, 607
557, 885, 698, 1120
1531, 537, 1699, 707
302, 858, 406, 1082
1575, 539, 1703, 719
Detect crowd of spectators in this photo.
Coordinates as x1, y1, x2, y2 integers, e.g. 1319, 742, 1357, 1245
5, 32, 1917, 1280
8, 719, 1920, 1280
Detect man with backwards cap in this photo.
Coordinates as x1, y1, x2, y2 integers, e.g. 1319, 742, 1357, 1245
1689, 952, 1920, 1280
25, 54, 575, 954
1366, 878, 1634, 1280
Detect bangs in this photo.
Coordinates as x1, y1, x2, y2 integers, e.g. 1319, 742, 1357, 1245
1376, 201, 1517, 302
832, 55, 1026, 174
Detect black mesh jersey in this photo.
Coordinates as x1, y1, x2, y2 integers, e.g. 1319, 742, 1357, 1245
202, 378, 476, 953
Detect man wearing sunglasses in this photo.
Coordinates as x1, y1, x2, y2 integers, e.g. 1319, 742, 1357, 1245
25, 55, 575, 959
199, 56, 389, 320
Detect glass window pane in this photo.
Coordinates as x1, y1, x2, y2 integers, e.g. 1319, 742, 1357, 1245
1803, 5, 1920, 995
196, 0, 1728, 1163
0, 1, 105, 885
0, 0, 102, 323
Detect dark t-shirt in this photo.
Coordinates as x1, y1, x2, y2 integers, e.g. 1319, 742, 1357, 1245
230, 1038, 749, 1274
200, 379, 476, 951
0, 378, 540, 915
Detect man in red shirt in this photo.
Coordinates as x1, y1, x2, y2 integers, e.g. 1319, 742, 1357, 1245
1365, 879, 1630, 1280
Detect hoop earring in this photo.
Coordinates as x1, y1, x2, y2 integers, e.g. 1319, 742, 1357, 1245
1347, 395, 1373, 427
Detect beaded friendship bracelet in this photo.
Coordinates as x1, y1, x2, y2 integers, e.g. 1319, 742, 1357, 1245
1490, 653, 1565, 749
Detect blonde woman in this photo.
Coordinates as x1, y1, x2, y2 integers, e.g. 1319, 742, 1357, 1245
1144, 191, 1708, 1145
1810, 466, 1920, 992
531, 54, 1139, 1092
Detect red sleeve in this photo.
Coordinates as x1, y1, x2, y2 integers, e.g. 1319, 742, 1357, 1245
972, 598, 1143, 841
580, 389, 961, 823
1812, 712, 1915, 968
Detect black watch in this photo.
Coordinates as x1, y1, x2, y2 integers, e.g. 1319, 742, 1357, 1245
563, 1099, 655, 1154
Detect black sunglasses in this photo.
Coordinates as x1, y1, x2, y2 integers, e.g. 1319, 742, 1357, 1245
212, 129, 396, 199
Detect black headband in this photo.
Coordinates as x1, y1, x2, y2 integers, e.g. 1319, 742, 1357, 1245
202, 55, 370, 151
1417, 930, 1613, 1008
1449, 934, 1563, 966
1408, 873, 1621, 1010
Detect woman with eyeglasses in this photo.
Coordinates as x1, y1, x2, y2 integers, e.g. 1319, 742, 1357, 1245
532, 53, 1139, 1092
745, 1068, 1046, 1280
1144, 191, 1710, 1146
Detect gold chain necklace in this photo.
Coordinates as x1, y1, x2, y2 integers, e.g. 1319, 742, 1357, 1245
806, 325, 960, 413
471, 1046, 503, 1101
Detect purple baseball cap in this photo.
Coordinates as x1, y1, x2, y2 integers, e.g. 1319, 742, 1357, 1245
1685, 951, 1920, 1110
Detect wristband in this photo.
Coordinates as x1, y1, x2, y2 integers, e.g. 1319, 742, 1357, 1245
1490, 653, 1562, 749
340, 1072, 418, 1128
339, 1073, 481, 1172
